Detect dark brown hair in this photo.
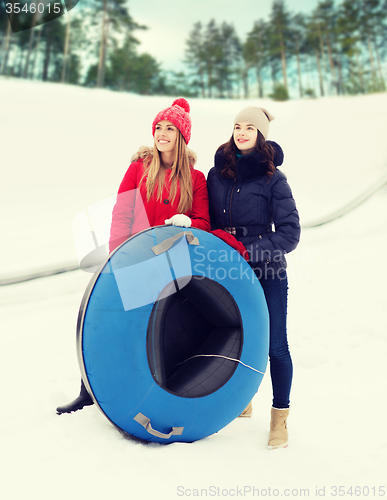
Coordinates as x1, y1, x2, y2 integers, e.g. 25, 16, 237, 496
217, 129, 276, 180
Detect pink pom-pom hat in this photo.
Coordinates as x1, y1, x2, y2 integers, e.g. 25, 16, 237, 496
152, 98, 192, 144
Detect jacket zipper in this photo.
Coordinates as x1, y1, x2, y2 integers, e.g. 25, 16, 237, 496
228, 179, 237, 227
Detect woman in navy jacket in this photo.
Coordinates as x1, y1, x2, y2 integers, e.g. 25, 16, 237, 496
207, 106, 300, 449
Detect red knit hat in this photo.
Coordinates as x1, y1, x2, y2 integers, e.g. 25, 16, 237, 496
152, 98, 191, 144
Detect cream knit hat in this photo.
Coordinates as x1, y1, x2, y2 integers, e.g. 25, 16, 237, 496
234, 106, 275, 139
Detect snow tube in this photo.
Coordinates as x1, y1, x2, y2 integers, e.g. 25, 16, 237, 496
77, 226, 269, 443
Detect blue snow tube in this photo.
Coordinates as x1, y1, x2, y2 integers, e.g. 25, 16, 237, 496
77, 226, 269, 443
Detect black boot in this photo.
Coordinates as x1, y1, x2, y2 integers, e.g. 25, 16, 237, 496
56, 379, 94, 415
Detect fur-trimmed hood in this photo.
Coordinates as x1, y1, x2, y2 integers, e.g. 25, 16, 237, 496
131, 146, 197, 166
214, 140, 284, 182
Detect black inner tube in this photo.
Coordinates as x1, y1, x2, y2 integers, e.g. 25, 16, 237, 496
147, 276, 243, 398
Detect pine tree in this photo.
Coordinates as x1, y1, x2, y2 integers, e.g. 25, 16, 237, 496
359, 0, 386, 91
304, 14, 325, 96
243, 20, 270, 98
40, 13, 66, 81
269, 0, 292, 92
313, 0, 341, 94
336, 0, 364, 94
61, 0, 73, 82
0, 10, 13, 74
106, 34, 160, 94
216, 22, 241, 98
184, 22, 207, 97
289, 13, 307, 98
202, 19, 221, 98
23, 11, 39, 78
87, 0, 146, 88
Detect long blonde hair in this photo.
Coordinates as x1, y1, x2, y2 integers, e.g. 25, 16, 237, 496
141, 131, 193, 213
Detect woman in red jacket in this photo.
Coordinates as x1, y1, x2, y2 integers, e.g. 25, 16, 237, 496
109, 98, 210, 252
56, 98, 211, 415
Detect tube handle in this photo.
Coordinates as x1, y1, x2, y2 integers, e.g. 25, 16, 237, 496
151, 231, 199, 255
133, 413, 184, 439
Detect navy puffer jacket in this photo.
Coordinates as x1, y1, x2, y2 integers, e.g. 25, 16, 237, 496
207, 141, 300, 277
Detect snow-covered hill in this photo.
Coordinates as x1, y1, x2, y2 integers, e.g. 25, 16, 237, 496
1, 77, 386, 499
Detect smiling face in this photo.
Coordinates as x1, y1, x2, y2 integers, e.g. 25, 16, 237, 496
233, 122, 258, 155
154, 120, 178, 155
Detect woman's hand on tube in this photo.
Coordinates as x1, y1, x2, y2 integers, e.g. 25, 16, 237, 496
164, 214, 192, 227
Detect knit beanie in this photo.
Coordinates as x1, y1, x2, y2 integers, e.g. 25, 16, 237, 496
152, 98, 192, 145
234, 106, 275, 139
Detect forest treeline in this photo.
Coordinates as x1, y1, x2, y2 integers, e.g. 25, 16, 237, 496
0, 0, 386, 99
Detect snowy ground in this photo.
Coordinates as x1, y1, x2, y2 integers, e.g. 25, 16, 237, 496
1, 77, 387, 499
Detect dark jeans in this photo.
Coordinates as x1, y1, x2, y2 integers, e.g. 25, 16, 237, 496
257, 270, 292, 409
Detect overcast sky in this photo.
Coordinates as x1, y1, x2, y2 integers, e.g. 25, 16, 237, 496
129, 0, 321, 71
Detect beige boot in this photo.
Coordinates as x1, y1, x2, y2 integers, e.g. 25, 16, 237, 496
268, 407, 289, 449
238, 401, 253, 418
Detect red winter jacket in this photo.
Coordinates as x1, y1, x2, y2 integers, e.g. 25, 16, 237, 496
109, 147, 211, 252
